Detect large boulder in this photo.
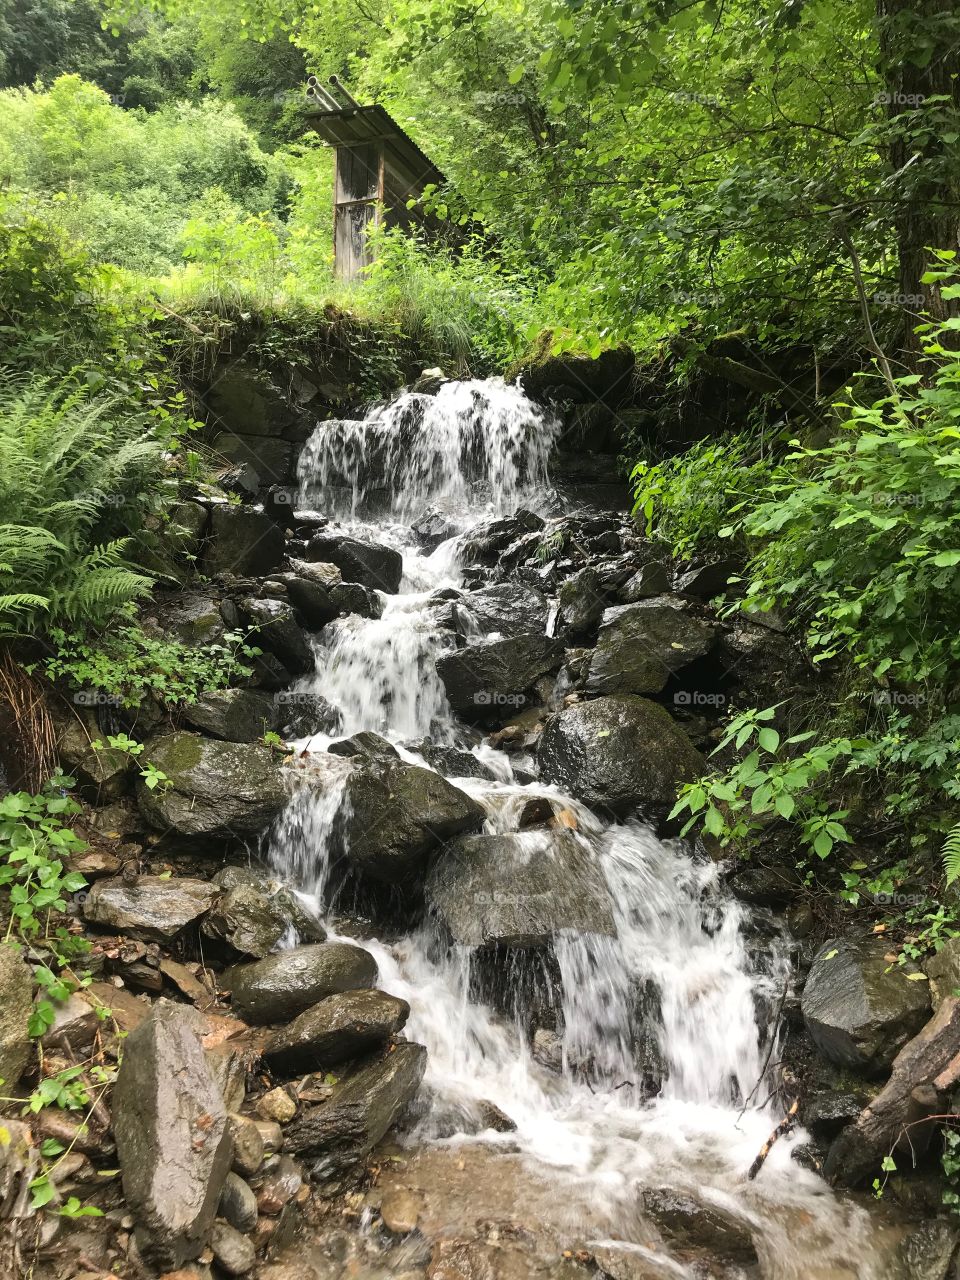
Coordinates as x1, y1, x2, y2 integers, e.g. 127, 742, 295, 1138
202, 881, 325, 958
586, 598, 717, 696
0, 944, 33, 1089
341, 760, 483, 884
136, 732, 288, 839
83, 876, 218, 942
537, 695, 703, 816
113, 1000, 233, 1269
205, 506, 285, 577
241, 597, 314, 674
454, 583, 549, 639
284, 1042, 427, 1178
206, 364, 300, 437
264, 989, 410, 1073
427, 831, 616, 948
224, 942, 377, 1024
182, 688, 278, 742
436, 634, 561, 718
305, 533, 402, 594
824, 997, 960, 1186
801, 937, 932, 1074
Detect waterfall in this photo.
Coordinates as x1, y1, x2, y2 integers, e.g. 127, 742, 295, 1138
266, 378, 896, 1279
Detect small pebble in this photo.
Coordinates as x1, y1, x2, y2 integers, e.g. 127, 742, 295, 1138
256, 1086, 297, 1124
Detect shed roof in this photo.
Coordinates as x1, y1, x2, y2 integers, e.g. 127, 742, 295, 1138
304, 102, 446, 194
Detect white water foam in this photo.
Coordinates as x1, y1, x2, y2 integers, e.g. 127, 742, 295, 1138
265, 378, 903, 1278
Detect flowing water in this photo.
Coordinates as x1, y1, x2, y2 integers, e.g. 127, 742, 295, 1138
267, 379, 905, 1278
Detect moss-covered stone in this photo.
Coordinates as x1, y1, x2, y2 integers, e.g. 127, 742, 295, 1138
136, 731, 288, 838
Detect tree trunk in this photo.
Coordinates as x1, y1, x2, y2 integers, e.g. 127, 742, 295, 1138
876, 0, 960, 351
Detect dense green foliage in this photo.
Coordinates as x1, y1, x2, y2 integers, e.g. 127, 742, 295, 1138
0, 0, 957, 935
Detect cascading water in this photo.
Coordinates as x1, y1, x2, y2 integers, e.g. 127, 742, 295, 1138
267, 378, 904, 1278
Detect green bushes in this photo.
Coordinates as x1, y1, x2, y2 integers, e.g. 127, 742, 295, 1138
0, 376, 172, 635
639, 301, 960, 912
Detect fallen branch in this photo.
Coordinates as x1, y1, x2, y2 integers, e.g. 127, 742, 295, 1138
747, 1096, 800, 1180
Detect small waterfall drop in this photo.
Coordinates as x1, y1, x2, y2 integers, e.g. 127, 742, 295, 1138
266, 378, 901, 1279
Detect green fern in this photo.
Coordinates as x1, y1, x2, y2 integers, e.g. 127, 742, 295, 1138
943, 822, 960, 887
0, 374, 170, 635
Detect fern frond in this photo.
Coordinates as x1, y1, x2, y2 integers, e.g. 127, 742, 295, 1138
943, 821, 960, 886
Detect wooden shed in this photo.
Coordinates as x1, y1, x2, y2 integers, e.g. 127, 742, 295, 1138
304, 76, 448, 280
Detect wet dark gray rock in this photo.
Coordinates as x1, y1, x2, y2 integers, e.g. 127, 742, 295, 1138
730, 857, 804, 907
264, 989, 410, 1073
427, 830, 616, 948
136, 732, 288, 838
537, 695, 704, 816
341, 760, 483, 884
410, 742, 498, 781
328, 731, 400, 762
640, 1187, 758, 1267
241, 597, 314, 674
895, 1220, 959, 1280
278, 572, 339, 629
305, 533, 403, 593
276, 690, 341, 738
202, 881, 325, 958
284, 1042, 427, 1178
113, 1000, 233, 1269
328, 582, 383, 618
83, 876, 218, 942
224, 942, 378, 1024
0, 944, 33, 1089
556, 567, 606, 635
455, 582, 549, 638
676, 559, 739, 598
210, 1219, 257, 1275
219, 1171, 258, 1233
182, 688, 278, 742
436, 633, 562, 717
206, 506, 285, 576
619, 561, 670, 602
801, 937, 931, 1074
412, 508, 457, 550
586, 597, 717, 695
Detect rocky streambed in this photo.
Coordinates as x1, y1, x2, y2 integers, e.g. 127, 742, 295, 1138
3, 376, 959, 1280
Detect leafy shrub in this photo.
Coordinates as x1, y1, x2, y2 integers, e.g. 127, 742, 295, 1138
37, 624, 260, 707
631, 433, 778, 560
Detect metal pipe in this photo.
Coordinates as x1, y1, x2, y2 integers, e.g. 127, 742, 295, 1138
329, 74, 363, 109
